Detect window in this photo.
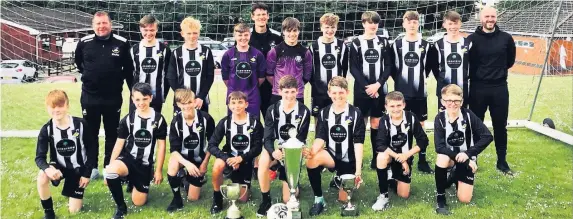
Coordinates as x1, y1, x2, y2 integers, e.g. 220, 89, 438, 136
515, 40, 534, 48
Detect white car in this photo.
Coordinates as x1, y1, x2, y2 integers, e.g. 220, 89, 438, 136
221, 37, 235, 48
1, 60, 38, 83
202, 42, 228, 69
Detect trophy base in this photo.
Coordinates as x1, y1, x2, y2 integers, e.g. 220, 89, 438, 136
290, 210, 302, 219
225, 216, 244, 219
340, 207, 359, 217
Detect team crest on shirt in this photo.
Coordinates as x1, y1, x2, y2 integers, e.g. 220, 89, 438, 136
335, 46, 341, 54
247, 125, 255, 134
295, 56, 302, 63
196, 123, 204, 132
418, 46, 425, 52
199, 52, 206, 61
72, 129, 80, 137
294, 115, 302, 125
345, 116, 354, 125
157, 51, 163, 57
111, 47, 120, 56
461, 46, 468, 53
250, 56, 256, 63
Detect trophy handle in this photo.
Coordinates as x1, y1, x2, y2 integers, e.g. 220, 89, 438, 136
239, 184, 248, 199
220, 185, 228, 199
334, 175, 342, 189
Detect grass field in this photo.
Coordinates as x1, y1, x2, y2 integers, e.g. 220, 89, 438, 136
1, 74, 572, 218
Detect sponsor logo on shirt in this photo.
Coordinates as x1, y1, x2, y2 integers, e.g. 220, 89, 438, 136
111, 47, 120, 56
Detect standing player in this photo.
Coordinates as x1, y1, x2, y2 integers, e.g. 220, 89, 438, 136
392, 11, 437, 173
36, 90, 96, 219
75, 11, 134, 179
349, 11, 392, 170
304, 76, 365, 216
130, 15, 171, 113
434, 84, 493, 215
166, 89, 215, 212
371, 91, 429, 211
431, 11, 471, 110
467, 6, 516, 174
221, 23, 267, 119
266, 17, 312, 105
208, 91, 263, 214
249, 2, 283, 117
104, 83, 167, 219
256, 75, 310, 216
167, 17, 215, 114
309, 13, 349, 123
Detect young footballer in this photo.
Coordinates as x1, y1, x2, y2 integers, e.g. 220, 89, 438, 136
256, 75, 310, 216
208, 91, 263, 214
392, 11, 437, 173
430, 11, 471, 110
221, 23, 267, 119
304, 76, 366, 216
166, 89, 215, 212
434, 84, 493, 215
309, 13, 349, 121
266, 17, 312, 105
167, 17, 215, 114
104, 83, 168, 219
129, 15, 171, 113
371, 91, 429, 211
36, 90, 96, 219
349, 11, 392, 170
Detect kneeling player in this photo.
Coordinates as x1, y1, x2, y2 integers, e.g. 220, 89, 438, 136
36, 90, 96, 219
257, 75, 310, 216
434, 84, 493, 215
304, 76, 366, 216
104, 83, 168, 219
208, 91, 263, 214
371, 91, 429, 211
166, 89, 215, 212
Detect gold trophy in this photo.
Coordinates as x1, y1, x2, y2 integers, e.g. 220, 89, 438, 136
220, 183, 248, 219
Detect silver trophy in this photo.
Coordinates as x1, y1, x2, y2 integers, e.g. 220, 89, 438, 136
280, 127, 304, 219
220, 183, 248, 219
335, 174, 360, 216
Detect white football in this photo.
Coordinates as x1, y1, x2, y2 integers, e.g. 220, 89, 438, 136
267, 203, 289, 219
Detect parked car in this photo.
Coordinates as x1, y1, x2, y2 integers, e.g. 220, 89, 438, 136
202, 42, 228, 69
62, 38, 79, 59
221, 37, 235, 48
1, 60, 38, 83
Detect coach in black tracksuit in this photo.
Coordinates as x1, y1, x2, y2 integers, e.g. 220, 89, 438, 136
467, 8, 516, 174
75, 12, 134, 174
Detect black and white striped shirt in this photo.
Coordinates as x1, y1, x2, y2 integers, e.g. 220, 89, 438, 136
130, 41, 171, 103
350, 35, 392, 97
433, 37, 472, 97
208, 114, 263, 161
309, 38, 349, 98
169, 110, 215, 163
118, 109, 168, 166
316, 104, 366, 163
166, 45, 215, 101
263, 100, 311, 153
392, 38, 436, 98
375, 111, 428, 157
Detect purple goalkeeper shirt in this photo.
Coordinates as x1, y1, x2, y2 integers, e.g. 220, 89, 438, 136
221, 46, 266, 116
266, 42, 313, 98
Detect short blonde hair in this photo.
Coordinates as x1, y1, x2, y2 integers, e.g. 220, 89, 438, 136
181, 17, 201, 31
320, 13, 339, 27
403, 11, 420, 21
174, 89, 195, 104
139, 15, 159, 28
45, 90, 69, 107
385, 91, 405, 104
361, 11, 381, 24
328, 76, 348, 91
441, 84, 463, 98
233, 23, 250, 33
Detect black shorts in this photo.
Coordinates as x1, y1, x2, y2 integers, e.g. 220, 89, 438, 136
405, 98, 428, 121
225, 157, 255, 187
180, 160, 208, 187
311, 96, 332, 117
454, 162, 475, 185
354, 94, 386, 118
117, 155, 152, 194
326, 150, 357, 176
52, 166, 86, 199
390, 159, 412, 184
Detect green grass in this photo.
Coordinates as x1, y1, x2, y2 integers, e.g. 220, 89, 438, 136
1, 130, 571, 218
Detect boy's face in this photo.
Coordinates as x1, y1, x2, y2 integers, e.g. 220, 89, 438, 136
251, 9, 269, 27
443, 19, 461, 34
140, 23, 158, 42
385, 99, 405, 118
181, 27, 199, 45
280, 87, 298, 102
47, 104, 69, 121
441, 93, 463, 112
132, 91, 152, 111
229, 98, 248, 115
362, 21, 378, 35
328, 86, 348, 104
234, 31, 251, 47
176, 99, 196, 115
321, 24, 337, 39
283, 28, 299, 45
403, 18, 419, 34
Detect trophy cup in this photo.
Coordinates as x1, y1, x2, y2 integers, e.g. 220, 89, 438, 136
220, 183, 248, 219
335, 174, 360, 216
281, 127, 304, 219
